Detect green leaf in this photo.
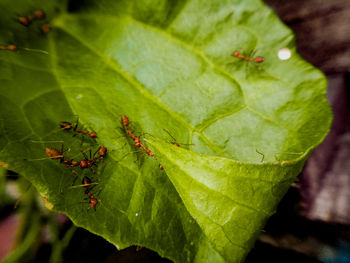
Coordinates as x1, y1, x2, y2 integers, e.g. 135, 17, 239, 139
147, 137, 306, 260
0, 0, 332, 262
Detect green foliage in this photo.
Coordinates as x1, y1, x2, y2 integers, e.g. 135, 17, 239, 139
0, 0, 332, 262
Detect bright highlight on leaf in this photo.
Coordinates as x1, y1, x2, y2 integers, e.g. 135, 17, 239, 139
278, 48, 292, 60
0, 0, 332, 262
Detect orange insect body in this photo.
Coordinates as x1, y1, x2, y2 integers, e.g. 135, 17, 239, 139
82, 176, 92, 186
78, 146, 107, 169
81, 157, 98, 169
144, 148, 154, 157
71, 161, 79, 166
60, 121, 97, 139
134, 137, 142, 148
45, 147, 63, 160
79, 160, 88, 168
253, 56, 265, 63
18, 17, 31, 26
33, 10, 45, 20
7, 45, 17, 51
85, 188, 98, 210
163, 129, 193, 148
44, 144, 105, 170
41, 23, 50, 33
0, 45, 17, 51
64, 156, 99, 169
59, 121, 73, 130
126, 130, 136, 140
89, 132, 97, 139
89, 197, 98, 209
18, 10, 45, 27
76, 129, 97, 139
98, 146, 107, 157
232, 51, 264, 63
122, 115, 154, 158
121, 115, 130, 127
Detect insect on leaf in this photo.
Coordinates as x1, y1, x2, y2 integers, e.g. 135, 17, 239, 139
0, 0, 332, 262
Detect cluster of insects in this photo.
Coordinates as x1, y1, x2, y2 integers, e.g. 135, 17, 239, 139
29, 115, 194, 211
18, 9, 50, 33
44, 143, 107, 170
29, 105, 302, 213
120, 115, 193, 170
0, 45, 17, 51
31, 118, 107, 211
1, 9, 51, 53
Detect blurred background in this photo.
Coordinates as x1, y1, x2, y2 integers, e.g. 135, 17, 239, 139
1, 0, 350, 262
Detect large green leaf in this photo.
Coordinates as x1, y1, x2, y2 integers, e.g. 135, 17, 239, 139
0, 0, 332, 262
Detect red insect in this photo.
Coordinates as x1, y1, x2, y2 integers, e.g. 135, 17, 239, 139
71, 176, 99, 189
59, 118, 97, 140
28, 142, 79, 177
36, 141, 67, 162
121, 115, 154, 158
18, 10, 45, 27
36, 141, 106, 171
81, 176, 101, 211
163, 129, 193, 148
121, 115, 130, 127
68, 146, 107, 169
41, 23, 50, 34
0, 45, 17, 51
41, 146, 93, 169
45, 147, 64, 160
97, 146, 108, 158
68, 177, 100, 211
142, 146, 154, 157
81, 176, 93, 187
232, 51, 264, 63
18, 16, 32, 26
33, 10, 45, 20
7, 45, 17, 51
84, 188, 99, 211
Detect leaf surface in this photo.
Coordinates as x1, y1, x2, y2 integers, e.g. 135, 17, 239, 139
0, 0, 332, 262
